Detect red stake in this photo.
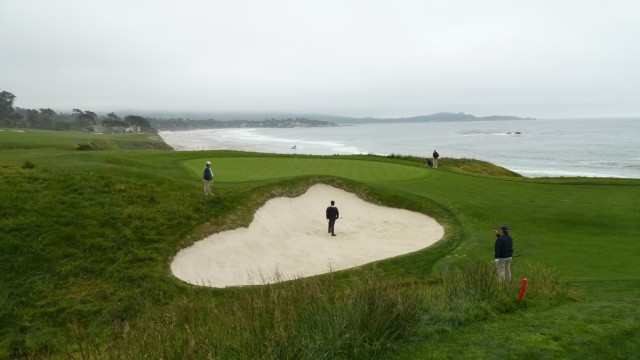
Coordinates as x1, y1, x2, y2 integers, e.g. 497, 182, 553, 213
518, 277, 528, 302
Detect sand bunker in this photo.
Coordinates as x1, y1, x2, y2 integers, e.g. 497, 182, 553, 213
171, 184, 444, 287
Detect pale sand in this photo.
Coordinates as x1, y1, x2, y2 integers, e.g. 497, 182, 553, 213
171, 184, 444, 288
158, 130, 265, 152
158, 130, 211, 151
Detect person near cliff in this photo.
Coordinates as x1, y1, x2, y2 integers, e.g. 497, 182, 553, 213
432, 150, 440, 168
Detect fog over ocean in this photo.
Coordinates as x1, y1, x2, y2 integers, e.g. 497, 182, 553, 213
159, 118, 640, 179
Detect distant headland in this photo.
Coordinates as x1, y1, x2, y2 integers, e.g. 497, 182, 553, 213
332, 112, 535, 125
146, 112, 534, 130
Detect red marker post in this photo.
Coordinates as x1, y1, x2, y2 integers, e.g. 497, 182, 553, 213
518, 277, 528, 302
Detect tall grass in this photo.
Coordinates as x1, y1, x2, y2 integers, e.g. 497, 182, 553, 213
69, 270, 425, 360
422, 260, 572, 335
69, 261, 570, 359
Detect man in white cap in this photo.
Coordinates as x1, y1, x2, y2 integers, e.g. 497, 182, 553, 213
203, 161, 213, 196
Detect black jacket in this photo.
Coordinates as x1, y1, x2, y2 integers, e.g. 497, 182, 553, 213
326, 206, 339, 220
495, 234, 513, 258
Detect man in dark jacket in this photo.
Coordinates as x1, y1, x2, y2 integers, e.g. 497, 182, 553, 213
493, 225, 513, 280
432, 150, 440, 168
326, 200, 339, 236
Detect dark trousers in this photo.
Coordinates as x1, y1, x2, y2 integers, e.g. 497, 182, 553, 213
328, 219, 336, 235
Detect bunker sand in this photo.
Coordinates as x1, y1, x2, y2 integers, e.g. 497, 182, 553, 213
171, 184, 444, 287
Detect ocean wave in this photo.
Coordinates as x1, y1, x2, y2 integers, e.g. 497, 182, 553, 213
458, 130, 523, 136
514, 167, 634, 178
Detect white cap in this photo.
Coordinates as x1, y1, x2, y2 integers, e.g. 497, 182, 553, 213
206, 161, 211, 165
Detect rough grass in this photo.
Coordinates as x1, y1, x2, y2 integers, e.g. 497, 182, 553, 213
0, 129, 171, 151
386, 154, 522, 177
68, 261, 570, 360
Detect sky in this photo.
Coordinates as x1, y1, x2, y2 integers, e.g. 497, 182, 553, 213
1, 0, 639, 119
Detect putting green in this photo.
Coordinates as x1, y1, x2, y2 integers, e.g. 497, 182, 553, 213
185, 156, 429, 182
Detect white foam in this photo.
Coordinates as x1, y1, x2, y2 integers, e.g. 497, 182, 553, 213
514, 168, 628, 178
159, 129, 363, 155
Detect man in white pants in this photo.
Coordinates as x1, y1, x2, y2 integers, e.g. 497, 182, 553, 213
432, 150, 440, 168
493, 225, 513, 281
203, 161, 213, 196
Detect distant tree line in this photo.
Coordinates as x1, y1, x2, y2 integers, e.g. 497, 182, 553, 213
1, 90, 336, 132
0, 91, 152, 133
148, 117, 336, 131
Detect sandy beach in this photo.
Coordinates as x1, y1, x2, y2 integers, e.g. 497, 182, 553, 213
171, 184, 444, 288
158, 130, 217, 151
158, 129, 271, 152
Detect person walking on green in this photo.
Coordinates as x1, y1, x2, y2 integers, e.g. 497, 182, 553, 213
203, 160, 213, 196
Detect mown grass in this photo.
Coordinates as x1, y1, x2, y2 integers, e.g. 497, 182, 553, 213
1, 128, 638, 359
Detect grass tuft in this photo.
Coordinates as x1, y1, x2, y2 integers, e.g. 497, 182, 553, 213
21, 160, 35, 169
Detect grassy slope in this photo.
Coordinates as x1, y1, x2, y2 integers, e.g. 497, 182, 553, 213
0, 129, 639, 358
0, 129, 172, 151
383, 172, 640, 358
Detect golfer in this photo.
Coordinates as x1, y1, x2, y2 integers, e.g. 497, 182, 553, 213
326, 200, 339, 236
493, 225, 513, 280
203, 161, 213, 196
432, 150, 440, 168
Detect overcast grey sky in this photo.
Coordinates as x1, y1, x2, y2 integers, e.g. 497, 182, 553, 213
1, 0, 639, 118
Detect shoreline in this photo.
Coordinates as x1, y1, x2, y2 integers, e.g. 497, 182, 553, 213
158, 122, 640, 179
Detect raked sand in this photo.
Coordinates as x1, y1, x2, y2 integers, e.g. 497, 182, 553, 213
171, 184, 444, 288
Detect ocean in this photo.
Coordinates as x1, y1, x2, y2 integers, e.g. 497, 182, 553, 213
159, 118, 640, 178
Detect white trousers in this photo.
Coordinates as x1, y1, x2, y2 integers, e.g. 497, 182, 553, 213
496, 257, 512, 281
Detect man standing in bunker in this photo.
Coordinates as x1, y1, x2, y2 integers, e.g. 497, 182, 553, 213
326, 200, 339, 236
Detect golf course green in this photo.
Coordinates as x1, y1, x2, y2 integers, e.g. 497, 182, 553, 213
0, 129, 638, 359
